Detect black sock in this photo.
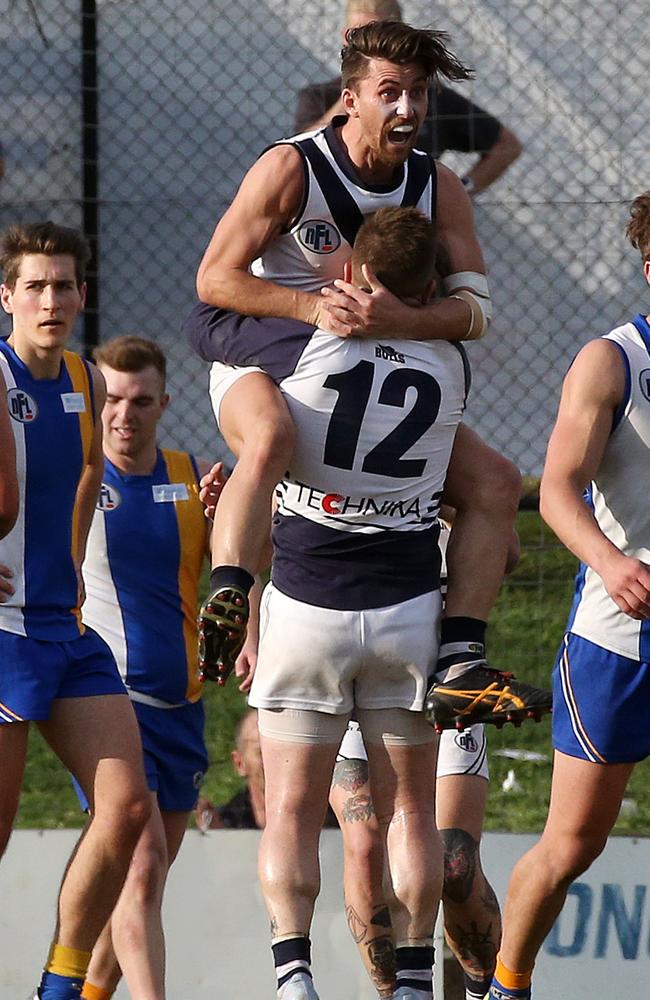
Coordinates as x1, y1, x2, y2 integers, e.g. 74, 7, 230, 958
437, 616, 487, 677
465, 970, 493, 999
395, 944, 434, 997
209, 565, 255, 596
272, 936, 313, 992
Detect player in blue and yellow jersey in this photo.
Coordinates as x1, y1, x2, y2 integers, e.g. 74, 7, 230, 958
0, 222, 151, 1000
0, 365, 18, 539
490, 193, 650, 1000
75, 335, 221, 1000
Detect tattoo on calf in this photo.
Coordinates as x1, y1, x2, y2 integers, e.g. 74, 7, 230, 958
481, 882, 501, 916
367, 935, 396, 991
346, 904, 368, 944
270, 914, 279, 937
451, 918, 498, 975
332, 758, 370, 793
370, 905, 392, 928
441, 827, 478, 904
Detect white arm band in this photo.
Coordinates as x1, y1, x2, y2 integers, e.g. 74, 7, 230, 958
443, 271, 492, 341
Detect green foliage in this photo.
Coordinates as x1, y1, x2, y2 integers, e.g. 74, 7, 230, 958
16, 512, 650, 834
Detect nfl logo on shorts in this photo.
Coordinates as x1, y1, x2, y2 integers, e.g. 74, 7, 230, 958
455, 730, 478, 754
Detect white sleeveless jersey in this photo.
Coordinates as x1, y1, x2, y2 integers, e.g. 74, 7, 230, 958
251, 119, 437, 292
568, 314, 650, 660
213, 313, 468, 610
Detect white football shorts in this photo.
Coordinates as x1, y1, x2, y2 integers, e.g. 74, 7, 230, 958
250, 582, 442, 715
338, 717, 489, 779
208, 360, 264, 428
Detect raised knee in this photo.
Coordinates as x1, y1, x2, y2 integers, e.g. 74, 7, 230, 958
242, 412, 296, 478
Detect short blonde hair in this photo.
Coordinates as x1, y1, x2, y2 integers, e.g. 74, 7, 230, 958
346, 0, 402, 20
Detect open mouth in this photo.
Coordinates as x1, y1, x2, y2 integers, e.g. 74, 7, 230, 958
386, 123, 416, 145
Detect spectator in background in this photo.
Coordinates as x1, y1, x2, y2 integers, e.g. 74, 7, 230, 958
294, 0, 522, 197
196, 709, 339, 831
197, 709, 266, 830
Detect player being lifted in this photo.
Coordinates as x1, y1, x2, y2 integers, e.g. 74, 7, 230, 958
185, 19, 551, 731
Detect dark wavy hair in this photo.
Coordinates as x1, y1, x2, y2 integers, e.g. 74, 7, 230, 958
0, 221, 91, 289
341, 20, 473, 91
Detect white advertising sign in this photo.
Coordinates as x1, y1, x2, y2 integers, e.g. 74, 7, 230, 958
0, 831, 647, 999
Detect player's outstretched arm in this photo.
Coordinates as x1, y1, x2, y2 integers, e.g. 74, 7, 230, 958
319, 165, 489, 342
74, 364, 106, 592
0, 367, 18, 538
540, 338, 650, 620
196, 145, 322, 325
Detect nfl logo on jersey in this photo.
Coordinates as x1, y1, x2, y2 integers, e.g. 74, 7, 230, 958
298, 219, 341, 255
8, 388, 38, 423
97, 483, 122, 511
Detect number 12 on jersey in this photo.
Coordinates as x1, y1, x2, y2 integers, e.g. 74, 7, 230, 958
322, 360, 441, 479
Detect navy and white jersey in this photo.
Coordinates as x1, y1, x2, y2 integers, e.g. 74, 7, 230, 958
82, 449, 206, 706
567, 315, 650, 659
0, 340, 95, 640
184, 118, 438, 362
217, 315, 468, 610
251, 117, 437, 292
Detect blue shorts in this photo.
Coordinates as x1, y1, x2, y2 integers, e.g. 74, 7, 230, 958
74, 698, 208, 813
552, 632, 650, 764
0, 627, 126, 723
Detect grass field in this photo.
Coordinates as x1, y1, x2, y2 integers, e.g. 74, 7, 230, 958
16, 511, 650, 835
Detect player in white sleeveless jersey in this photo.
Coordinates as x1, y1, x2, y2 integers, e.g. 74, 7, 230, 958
183, 21, 549, 740
232, 206, 468, 1000
489, 192, 650, 1000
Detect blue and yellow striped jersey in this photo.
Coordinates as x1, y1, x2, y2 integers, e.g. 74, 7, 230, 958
82, 448, 207, 705
0, 340, 95, 640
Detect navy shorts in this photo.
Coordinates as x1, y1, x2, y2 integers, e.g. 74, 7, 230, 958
0, 627, 126, 723
552, 632, 650, 764
74, 697, 208, 813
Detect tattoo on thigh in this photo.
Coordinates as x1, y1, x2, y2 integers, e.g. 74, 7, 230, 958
441, 827, 478, 904
342, 792, 375, 822
332, 759, 369, 793
370, 905, 392, 929
346, 904, 368, 944
367, 935, 396, 990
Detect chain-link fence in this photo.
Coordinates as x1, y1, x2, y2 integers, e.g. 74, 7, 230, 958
1, 0, 645, 473
7, 1, 650, 841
